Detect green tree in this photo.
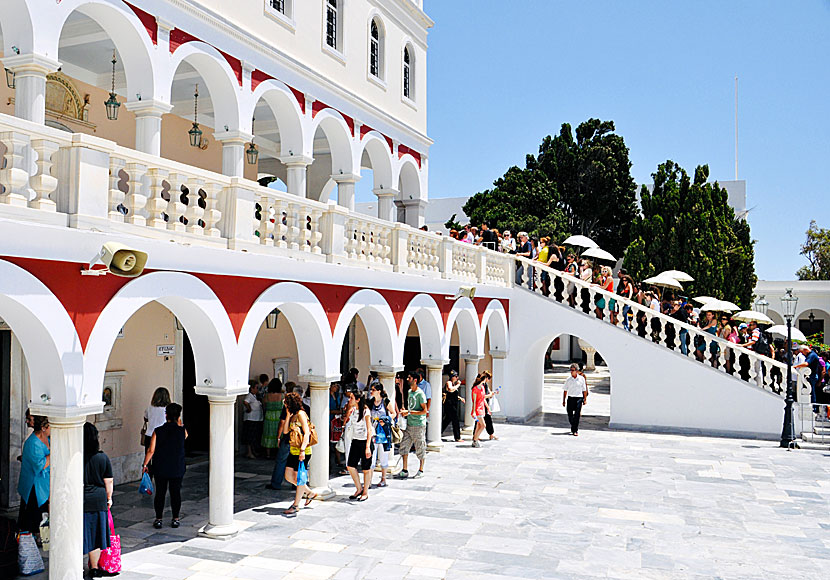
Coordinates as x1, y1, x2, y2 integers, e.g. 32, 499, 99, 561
462, 119, 637, 255
796, 221, 830, 280
444, 214, 463, 232
623, 161, 757, 308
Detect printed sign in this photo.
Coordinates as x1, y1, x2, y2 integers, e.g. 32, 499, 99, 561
157, 344, 176, 357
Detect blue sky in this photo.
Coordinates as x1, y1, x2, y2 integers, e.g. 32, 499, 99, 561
416, 0, 830, 281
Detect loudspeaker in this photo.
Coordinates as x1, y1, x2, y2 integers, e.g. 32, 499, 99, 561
100, 242, 148, 277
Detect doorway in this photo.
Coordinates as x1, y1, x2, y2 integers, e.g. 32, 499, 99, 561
180, 332, 208, 455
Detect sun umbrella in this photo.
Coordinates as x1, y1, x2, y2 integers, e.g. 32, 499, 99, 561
659, 269, 694, 283
642, 273, 683, 291
563, 235, 598, 249
732, 310, 774, 325
581, 247, 616, 264
766, 325, 807, 342
692, 296, 717, 305
699, 299, 741, 313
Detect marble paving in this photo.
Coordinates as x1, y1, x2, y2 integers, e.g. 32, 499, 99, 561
29, 374, 830, 579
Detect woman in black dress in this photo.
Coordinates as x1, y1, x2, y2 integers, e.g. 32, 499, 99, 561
83, 422, 114, 577
142, 403, 187, 529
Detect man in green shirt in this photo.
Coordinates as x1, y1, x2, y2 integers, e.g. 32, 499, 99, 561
396, 371, 427, 479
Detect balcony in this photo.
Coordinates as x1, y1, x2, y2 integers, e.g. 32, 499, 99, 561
0, 111, 512, 285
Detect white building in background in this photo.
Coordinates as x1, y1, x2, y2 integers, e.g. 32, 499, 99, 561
754, 281, 830, 345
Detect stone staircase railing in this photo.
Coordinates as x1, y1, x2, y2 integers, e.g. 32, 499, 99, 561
512, 254, 793, 397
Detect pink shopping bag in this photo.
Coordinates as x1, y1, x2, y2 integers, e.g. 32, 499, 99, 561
97, 510, 121, 574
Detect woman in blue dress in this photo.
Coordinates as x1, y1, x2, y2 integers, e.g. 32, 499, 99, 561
18, 415, 50, 535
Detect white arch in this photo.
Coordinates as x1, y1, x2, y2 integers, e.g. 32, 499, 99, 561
480, 299, 509, 355
237, 282, 331, 379
249, 79, 305, 157
357, 131, 394, 190
332, 289, 398, 371
0, 259, 84, 409
396, 154, 421, 200
0, 0, 34, 55
398, 294, 444, 363
167, 41, 242, 132
444, 297, 481, 359
84, 272, 238, 400
44, 0, 159, 101
308, 108, 355, 175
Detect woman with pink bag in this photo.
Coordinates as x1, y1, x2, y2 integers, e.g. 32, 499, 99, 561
83, 422, 118, 577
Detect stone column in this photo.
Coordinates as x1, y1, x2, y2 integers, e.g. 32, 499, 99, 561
332, 173, 360, 211
373, 188, 398, 222
400, 198, 428, 228
279, 155, 313, 198
578, 338, 597, 371
306, 380, 335, 499
213, 131, 253, 178
462, 356, 481, 432
199, 394, 239, 538
125, 100, 173, 156
3, 53, 60, 124
48, 415, 85, 580
489, 350, 508, 417
423, 361, 448, 451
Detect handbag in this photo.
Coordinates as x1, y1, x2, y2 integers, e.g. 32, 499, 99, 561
140, 418, 147, 447
335, 438, 345, 453
138, 472, 154, 496
289, 411, 318, 448
17, 532, 44, 576
297, 461, 309, 486
489, 396, 501, 414
390, 423, 403, 444
98, 510, 121, 574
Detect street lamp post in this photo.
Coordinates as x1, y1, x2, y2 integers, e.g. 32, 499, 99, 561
755, 295, 769, 316
780, 288, 798, 448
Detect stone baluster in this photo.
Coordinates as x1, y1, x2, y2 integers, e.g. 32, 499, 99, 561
286, 202, 301, 251
378, 225, 390, 264
203, 183, 222, 238
185, 178, 206, 234
343, 217, 356, 259
107, 156, 127, 222
145, 168, 170, 229
0, 131, 31, 206
124, 162, 147, 226
309, 208, 323, 254
299, 211, 313, 253
166, 174, 187, 233
747, 352, 759, 386
258, 195, 275, 246
274, 201, 288, 249
28, 139, 58, 211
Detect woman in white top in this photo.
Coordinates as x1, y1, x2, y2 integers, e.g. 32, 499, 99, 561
143, 387, 171, 476
562, 364, 588, 436
346, 391, 374, 501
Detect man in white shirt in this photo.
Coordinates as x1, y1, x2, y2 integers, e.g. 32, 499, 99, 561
242, 383, 264, 459
562, 364, 588, 436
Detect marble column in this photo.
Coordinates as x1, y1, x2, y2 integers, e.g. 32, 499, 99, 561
48, 415, 85, 580
279, 155, 313, 198
214, 130, 253, 178
125, 100, 173, 156
423, 361, 448, 450
200, 394, 239, 538
373, 188, 398, 222
3, 53, 60, 125
332, 173, 360, 211
462, 356, 481, 432
307, 381, 335, 499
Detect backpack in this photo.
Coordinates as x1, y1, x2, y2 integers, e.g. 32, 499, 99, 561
289, 411, 318, 448
0, 518, 18, 578
755, 332, 771, 357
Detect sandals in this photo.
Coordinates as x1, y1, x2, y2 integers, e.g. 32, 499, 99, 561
357, 494, 368, 502
283, 504, 299, 515
304, 492, 318, 506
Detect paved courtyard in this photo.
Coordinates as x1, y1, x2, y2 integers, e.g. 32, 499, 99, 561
34, 375, 830, 579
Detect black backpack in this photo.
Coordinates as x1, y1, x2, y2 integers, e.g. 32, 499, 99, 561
0, 517, 18, 578
755, 332, 771, 357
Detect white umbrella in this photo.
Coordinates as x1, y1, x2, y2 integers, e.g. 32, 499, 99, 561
642, 273, 683, 291
563, 235, 598, 249
692, 295, 717, 305
581, 247, 616, 264
766, 325, 807, 342
732, 310, 774, 325
660, 269, 694, 283
699, 299, 741, 313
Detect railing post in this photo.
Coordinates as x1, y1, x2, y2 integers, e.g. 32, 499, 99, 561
475, 246, 487, 283
439, 237, 453, 279
223, 177, 258, 250
320, 201, 349, 264
59, 134, 114, 229
391, 223, 410, 273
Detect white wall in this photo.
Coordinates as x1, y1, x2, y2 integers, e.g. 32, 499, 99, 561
506, 289, 786, 439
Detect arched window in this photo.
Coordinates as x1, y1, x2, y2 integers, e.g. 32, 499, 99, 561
370, 20, 380, 78
326, 0, 338, 49
271, 0, 284, 12
403, 46, 412, 100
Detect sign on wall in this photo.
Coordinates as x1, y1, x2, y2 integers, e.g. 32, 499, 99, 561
157, 344, 176, 357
